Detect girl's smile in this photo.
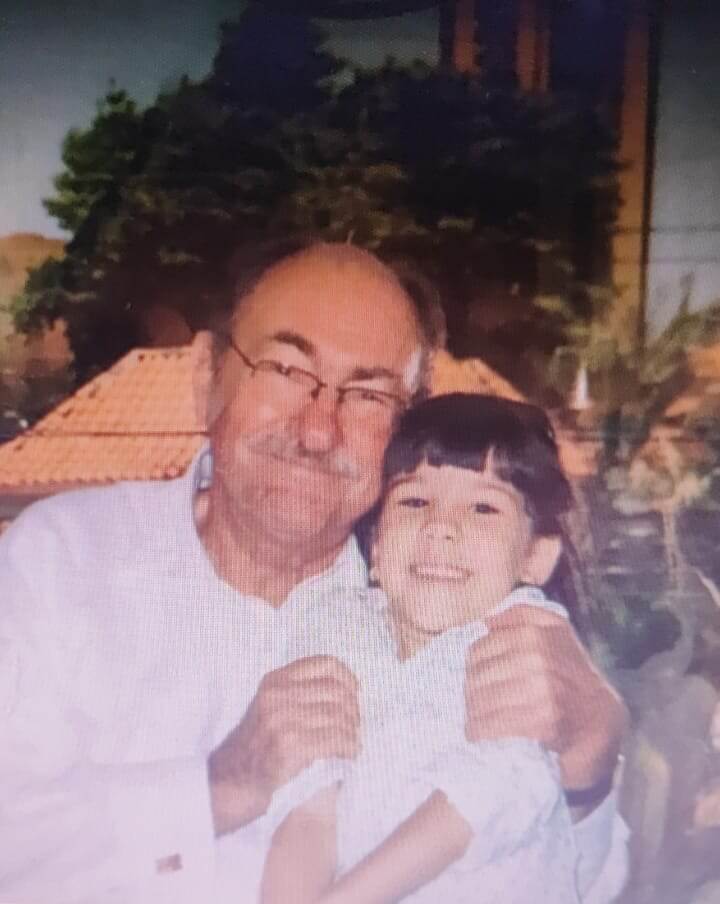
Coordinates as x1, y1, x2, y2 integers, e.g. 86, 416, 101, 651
372, 460, 561, 653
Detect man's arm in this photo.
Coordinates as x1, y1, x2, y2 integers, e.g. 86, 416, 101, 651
465, 605, 627, 803
1, 645, 360, 902
573, 787, 630, 903
0, 508, 222, 901
464, 605, 629, 897
1, 616, 217, 901
1, 496, 362, 901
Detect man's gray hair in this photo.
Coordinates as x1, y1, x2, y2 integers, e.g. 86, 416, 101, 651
210, 236, 447, 398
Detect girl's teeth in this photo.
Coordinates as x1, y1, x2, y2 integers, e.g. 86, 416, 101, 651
414, 565, 468, 580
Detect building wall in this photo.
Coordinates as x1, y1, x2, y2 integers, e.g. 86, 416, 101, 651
646, 4, 720, 337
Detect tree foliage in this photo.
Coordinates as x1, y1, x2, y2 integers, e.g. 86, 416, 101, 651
15, 5, 619, 383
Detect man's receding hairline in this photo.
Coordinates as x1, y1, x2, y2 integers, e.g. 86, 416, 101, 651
218, 240, 446, 395
236, 241, 416, 315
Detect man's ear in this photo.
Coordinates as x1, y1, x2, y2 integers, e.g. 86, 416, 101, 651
520, 535, 563, 587
191, 330, 219, 430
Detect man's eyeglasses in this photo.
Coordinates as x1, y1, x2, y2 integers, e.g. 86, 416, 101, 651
224, 337, 407, 419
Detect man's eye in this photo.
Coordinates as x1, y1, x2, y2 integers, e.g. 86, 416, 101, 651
258, 359, 291, 375
258, 361, 313, 386
342, 387, 393, 408
473, 502, 499, 514
398, 496, 428, 508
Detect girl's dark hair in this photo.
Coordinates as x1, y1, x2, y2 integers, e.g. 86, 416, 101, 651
356, 392, 584, 630
383, 393, 572, 534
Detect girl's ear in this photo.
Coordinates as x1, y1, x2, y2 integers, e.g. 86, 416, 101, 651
520, 535, 563, 587
368, 529, 381, 587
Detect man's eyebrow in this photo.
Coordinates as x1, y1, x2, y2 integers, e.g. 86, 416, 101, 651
346, 365, 400, 383
264, 333, 399, 383
266, 330, 316, 358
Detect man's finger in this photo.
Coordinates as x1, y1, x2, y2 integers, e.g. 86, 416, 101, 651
467, 619, 581, 667
279, 655, 358, 689
310, 725, 362, 760
464, 666, 565, 711
286, 719, 361, 768
485, 603, 568, 631
295, 697, 361, 731
466, 639, 559, 677
293, 672, 361, 700
464, 696, 565, 750
274, 676, 361, 722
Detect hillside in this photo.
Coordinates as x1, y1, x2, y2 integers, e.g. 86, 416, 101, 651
0, 232, 65, 301
0, 233, 70, 375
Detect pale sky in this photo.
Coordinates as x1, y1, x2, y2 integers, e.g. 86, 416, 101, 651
2, 1, 719, 335
0, 0, 438, 237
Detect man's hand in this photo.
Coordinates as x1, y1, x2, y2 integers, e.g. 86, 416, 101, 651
464, 605, 628, 803
208, 655, 360, 837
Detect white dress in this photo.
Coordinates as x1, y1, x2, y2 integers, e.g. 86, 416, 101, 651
266, 585, 581, 903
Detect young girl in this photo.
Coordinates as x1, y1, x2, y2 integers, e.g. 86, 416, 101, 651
259, 393, 583, 904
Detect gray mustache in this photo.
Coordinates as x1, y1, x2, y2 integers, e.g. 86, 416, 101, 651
248, 433, 361, 479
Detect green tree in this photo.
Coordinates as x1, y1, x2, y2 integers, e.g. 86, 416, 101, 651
45, 88, 148, 234
323, 61, 618, 394
15, 7, 618, 386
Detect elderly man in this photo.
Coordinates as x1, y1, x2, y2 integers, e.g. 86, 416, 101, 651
1, 241, 627, 903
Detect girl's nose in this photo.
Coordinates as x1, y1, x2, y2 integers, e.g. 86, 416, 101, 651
423, 516, 458, 541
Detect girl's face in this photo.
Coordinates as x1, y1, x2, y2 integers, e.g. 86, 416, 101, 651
372, 460, 561, 639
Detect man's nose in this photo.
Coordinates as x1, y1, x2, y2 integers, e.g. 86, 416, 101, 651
294, 391, 342, 454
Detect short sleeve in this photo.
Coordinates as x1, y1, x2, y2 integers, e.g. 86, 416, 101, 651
413, 738, 569, 867
261, 758, 350, 844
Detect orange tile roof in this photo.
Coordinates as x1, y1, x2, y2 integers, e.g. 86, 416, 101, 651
428, 350, 595, 477
0, 347, 205, 492
0, 341, 591, 493
429, 349, 525, 401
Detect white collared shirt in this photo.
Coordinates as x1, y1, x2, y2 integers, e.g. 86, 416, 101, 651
0, 451, 626, 903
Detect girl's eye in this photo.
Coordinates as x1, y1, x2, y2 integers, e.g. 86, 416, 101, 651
473, 502, 499, 514
397, 496, 428, 509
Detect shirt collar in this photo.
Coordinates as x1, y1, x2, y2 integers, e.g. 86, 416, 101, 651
191, 444, 213, 494
289, 533, 369, 601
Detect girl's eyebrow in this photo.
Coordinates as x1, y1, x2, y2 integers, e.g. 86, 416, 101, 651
387, 474, 422, 490
473, 477, 521, 502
